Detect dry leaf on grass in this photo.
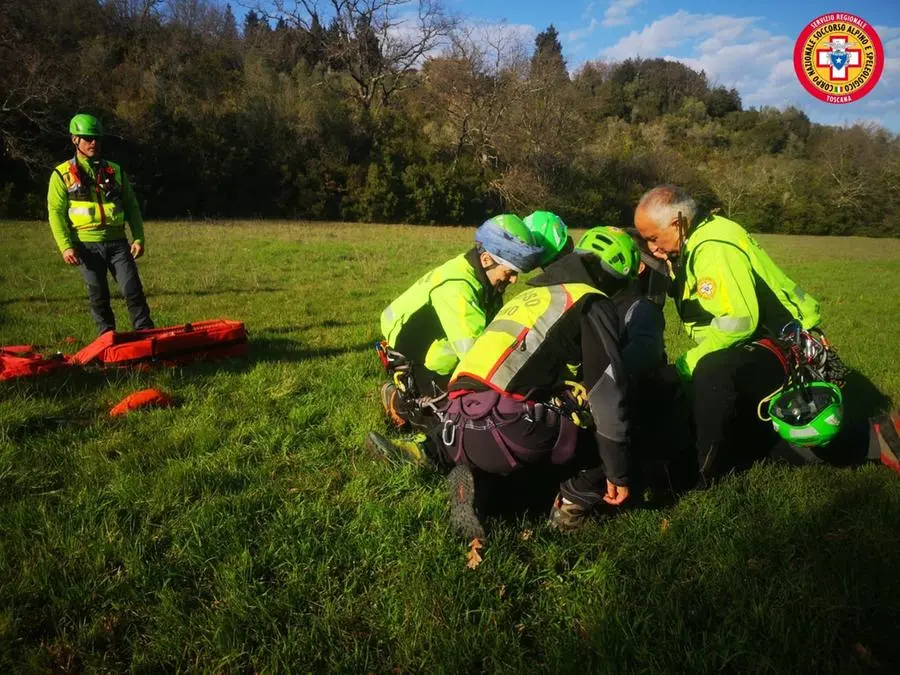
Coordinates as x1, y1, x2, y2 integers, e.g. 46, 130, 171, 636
660, 518, 670, 532
466, 538, 484, 569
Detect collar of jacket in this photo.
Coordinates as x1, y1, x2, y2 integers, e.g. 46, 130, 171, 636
527, 251, 600, 289
683, 211, 716, 248
72, 153, 108, 179
670, 211, 715, 271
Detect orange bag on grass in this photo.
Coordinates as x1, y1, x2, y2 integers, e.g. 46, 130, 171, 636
109, 388, 175, 416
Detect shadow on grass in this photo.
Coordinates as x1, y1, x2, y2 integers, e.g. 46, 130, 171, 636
258, 319, 367, 335
843, 367, 893, 420
249, 337, 373, 364
1, 335, 373, 440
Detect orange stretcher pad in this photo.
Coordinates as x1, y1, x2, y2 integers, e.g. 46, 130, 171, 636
0, 320, 247, 380
0, 346, 70, 381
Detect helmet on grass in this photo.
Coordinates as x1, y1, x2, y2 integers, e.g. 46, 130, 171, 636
69, 114, 104, 137
575, 226, 640, 280
769, 381, 843, 447
524, 211, 568, 266
475, 214, 543, 273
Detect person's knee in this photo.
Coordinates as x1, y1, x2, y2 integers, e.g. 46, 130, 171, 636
119, 270, 147, 302
692, 350, 737, 392
85, 283, 111, 302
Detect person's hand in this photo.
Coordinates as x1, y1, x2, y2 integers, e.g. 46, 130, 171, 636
62, 248, 79, 265
131, 242, 144, 259
603, 480, 630, 506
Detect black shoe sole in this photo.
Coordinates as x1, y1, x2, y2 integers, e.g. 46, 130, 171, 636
449, 465, 485, 540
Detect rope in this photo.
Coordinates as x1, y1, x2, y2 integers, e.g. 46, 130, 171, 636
757, 384, 784, 422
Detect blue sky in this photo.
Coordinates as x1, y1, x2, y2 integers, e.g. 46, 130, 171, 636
446, 0, 900, 131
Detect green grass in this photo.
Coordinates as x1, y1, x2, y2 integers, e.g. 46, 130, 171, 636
1, 221, 899, 673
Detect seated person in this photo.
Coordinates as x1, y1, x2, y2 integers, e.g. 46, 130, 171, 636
377, 214, 543, 429
633, 185, 900, 483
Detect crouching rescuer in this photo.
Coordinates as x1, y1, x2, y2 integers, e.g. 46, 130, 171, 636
429, 227, 641, 538
633, 184, 900, 482
375, 215, 544, 430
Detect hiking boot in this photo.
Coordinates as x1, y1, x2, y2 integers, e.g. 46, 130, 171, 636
365, 431, 429, 466
380, 382, 408, 429
874, 410, 900, 475
549, 494, 592, 532
449, 465, 485, 540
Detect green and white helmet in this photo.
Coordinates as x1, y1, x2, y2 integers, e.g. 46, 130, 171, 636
524, 211, 568, 266
575, 226, 640, 280
769, 381, 843, 447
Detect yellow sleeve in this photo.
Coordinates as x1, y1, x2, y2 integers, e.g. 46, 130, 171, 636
676, 243, 759, 379
429, 280, 487, 360
47, 169, 73, 252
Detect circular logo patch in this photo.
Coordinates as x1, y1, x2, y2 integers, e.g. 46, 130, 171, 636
794, 13, 884, 104
697, 277, 716, 300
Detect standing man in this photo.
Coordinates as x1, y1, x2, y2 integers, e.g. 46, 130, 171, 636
48, 114, 153, 334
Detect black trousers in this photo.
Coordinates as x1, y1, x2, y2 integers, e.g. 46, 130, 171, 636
76, 240, 153, 334
434, 415, 593, 517
691, 343, 879, 479
691, 343, 787, 478
411, 364, 449, 397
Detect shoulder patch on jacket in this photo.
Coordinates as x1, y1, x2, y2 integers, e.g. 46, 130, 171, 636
697, 277, 717, 300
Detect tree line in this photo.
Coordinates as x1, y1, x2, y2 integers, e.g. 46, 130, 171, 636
1, 0, 897, 236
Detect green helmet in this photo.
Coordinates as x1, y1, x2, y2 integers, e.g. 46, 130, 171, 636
769, 381, 843, 447
524, 211, 568, 266
475, 214, 544, 273
69, 114, 104, 137
575, 226, 640, 280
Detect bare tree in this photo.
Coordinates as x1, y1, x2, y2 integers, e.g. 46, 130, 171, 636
0, 1, 79, 169
262, 0, 456, 115
422, 23, 527, 168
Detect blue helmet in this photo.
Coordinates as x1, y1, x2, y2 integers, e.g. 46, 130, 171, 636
475, 214, 544, 273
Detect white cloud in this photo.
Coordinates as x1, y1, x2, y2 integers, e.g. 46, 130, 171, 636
602, 0, 645, 28
600, 11, 756, 58
874, 25, 900, 51
569, 18, 599, 43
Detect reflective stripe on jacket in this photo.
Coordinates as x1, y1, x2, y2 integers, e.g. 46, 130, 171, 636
54, 158, 125, 231
450, 282, 604, 395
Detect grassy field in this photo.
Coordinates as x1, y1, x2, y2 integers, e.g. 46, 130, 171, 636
1, 221, 899, 673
